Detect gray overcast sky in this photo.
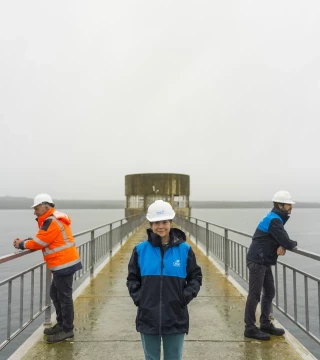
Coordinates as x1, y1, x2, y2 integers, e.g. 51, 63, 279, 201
1, 1, 320, 202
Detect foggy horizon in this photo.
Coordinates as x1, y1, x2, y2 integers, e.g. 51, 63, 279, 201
1, 194, 319, 204
1, 1, 320, 203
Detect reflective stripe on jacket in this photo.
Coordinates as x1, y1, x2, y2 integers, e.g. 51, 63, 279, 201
24, 208, 81, 270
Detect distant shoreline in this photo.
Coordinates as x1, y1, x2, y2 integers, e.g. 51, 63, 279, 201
1, 197, 320, 209
190, 201, 320, 209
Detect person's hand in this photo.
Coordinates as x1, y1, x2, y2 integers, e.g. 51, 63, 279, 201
277, 246, 286, 256
13, 238, 24, 249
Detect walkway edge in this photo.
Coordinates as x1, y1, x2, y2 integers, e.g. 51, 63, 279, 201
8, 236, 131, 360
188, 234, 317, 360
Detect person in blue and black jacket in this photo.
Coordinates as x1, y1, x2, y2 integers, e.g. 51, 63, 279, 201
244, 191, 298, 341
127, 200, 202, 360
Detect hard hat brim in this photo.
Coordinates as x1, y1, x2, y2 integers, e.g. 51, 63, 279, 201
31, 202, 42, 208
146, 214, 175, 222
272, 198, 295, 205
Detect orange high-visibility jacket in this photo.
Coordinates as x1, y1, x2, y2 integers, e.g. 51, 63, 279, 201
24, 208, 81, 271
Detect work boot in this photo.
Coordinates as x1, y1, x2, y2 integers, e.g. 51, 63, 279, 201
46, 330, 74, 343
43, 323, 62, 335
244, 327, 270, 340
260, 323, 285, 336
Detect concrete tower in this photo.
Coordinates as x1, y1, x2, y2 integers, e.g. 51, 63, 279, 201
125, 173, 190, 218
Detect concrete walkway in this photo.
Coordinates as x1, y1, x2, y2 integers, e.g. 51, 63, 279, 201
20, 222, 311, 360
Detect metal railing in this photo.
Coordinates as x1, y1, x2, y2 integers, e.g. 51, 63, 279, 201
0, 214, 144, 351
174, 215, 320, 346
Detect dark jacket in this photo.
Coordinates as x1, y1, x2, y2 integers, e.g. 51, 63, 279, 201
246, 207, 298, 265
126, 228, 202, 335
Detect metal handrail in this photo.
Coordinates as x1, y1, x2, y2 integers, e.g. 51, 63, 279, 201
0, 214, 139, 265
0, 213, 145, 351
175, 215, 320, 348
185, 215, 320, 260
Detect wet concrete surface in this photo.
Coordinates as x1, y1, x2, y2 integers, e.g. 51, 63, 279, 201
21, 222, 308, 359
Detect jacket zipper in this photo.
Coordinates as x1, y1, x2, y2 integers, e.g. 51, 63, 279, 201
159, 249, 164, 335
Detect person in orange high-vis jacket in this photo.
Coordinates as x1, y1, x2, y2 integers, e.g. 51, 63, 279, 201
13, 193, 82, 344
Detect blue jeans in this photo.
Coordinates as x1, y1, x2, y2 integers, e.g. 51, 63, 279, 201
140, 333, 185, 360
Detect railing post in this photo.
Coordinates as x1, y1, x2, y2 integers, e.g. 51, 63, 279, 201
109, 223, 113, 256
44, 265, 52, 326
224, 229, 229, 276
206, 223, 209, 256
195, 219, 198, 245
270, 304, 274, 320
90, 230, 95, 279
120, 220, 123, 246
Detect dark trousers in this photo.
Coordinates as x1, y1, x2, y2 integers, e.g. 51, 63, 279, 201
50, 273, 74, 332
244, 262, 275, 330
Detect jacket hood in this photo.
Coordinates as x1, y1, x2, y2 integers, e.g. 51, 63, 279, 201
272, 206, 290, 225
37, 208, 71, 226
146, 228, 186, 247
53, 210, 71, 225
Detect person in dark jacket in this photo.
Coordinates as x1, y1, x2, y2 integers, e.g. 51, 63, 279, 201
127, 200, 202, 360
244, 190, 298, 340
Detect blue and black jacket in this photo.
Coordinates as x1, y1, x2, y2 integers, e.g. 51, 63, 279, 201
126, 228, 202, 335
246, 207, 298, 265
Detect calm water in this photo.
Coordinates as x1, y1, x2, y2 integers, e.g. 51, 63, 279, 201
0, 209, 125, 257
191, 208, 320, 253
0, 208, 319, 358
192, 208, 320, 274
191, 208, 320, 358
0, 209, 125, 280
0, 209, 125, 359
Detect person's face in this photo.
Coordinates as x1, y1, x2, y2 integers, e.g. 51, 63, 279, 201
278, 203, 293, 215
151, 220, 172, 239
33, 204, 49, 217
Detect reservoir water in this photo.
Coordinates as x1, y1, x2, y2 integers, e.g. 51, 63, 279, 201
0, 208, 319, 358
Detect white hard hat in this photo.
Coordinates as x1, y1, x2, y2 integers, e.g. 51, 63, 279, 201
272, 190, 295, 204
146, 200, 175, 222
31, 193, 54, 208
